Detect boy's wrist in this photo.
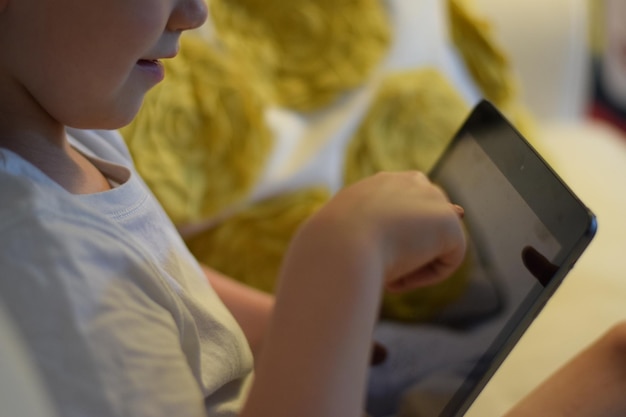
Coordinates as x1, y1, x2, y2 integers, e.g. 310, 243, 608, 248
292, 207, 386, 289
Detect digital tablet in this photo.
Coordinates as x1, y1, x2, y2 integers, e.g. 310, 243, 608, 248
395, 100, 597, 417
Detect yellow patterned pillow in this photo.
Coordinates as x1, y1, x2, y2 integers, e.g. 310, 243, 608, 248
209, 0, 391, 111
345, 68, 471, 184
448, 0, 535, 138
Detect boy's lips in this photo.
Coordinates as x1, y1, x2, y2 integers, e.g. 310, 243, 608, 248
136, 59, 165, 83
137, 59, 160, 65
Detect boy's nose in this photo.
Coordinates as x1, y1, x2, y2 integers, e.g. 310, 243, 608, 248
170, 0, 208, 32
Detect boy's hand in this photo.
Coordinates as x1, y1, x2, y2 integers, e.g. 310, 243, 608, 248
312, 171, 467, 293
244, 171, 466, 417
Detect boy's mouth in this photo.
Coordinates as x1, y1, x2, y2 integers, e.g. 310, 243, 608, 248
137, 59, 160, 66
136, 59, 165, 83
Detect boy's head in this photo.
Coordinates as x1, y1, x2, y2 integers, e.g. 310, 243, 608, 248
0, 0, 207, 131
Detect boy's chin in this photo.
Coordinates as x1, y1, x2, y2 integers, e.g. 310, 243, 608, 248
67, 104, 143, 131
107, 100, 145, 129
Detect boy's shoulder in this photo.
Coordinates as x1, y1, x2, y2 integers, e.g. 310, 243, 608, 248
0, 171, 146, 278
0, 170, 180, 316
0, 169, 91, 229
0, 171, 116, 260
0, 170, 63, 226
0, 175, 208, 417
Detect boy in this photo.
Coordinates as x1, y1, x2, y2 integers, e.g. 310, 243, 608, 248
0, 1, 467, 416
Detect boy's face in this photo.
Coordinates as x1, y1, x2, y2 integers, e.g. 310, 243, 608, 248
0, 0, 207, 130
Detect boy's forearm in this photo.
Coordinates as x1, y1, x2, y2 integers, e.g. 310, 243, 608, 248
240, 216, 383, 417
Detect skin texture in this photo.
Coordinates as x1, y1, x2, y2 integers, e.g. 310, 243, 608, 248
0, 0, 207, 131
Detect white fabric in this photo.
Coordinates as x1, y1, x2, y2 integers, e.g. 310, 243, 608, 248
472, 0, 591, 122
0, 129, 253, 417
0, 301, 57, 417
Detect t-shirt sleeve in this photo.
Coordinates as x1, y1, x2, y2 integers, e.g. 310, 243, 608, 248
0, 205, 207, 417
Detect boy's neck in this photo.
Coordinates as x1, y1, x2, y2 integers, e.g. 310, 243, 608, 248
0, 81, 112, 194
0, 125, 112, 195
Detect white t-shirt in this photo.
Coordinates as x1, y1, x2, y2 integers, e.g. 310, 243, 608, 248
0, 129, 253, 417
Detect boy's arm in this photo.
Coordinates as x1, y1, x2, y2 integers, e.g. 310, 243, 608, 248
239, 217, 384, 417
238, 172, 466, 417
201, 264, 274, 359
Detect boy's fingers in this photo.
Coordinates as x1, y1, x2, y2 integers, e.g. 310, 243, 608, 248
451, 204, 464, 218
